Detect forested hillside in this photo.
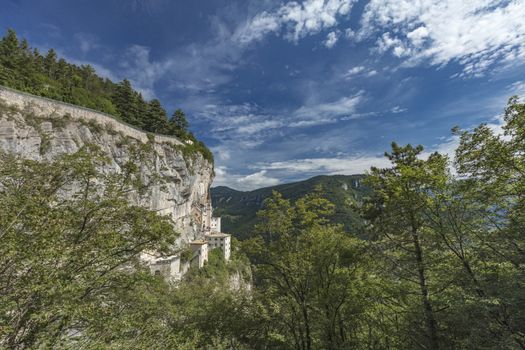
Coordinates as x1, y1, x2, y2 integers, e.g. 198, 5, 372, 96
211, 174, 368, 238
0, 29, 212, 162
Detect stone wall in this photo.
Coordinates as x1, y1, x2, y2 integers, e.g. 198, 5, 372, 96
0, 85, 183, 145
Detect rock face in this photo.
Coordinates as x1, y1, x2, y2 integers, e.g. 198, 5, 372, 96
0, 86, 214, 245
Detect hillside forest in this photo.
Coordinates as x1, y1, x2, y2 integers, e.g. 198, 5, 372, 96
0, 29, 524, 349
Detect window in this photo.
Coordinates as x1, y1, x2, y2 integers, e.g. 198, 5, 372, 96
154, 270, 161, 276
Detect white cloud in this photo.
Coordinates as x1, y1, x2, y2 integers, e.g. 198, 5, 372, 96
344, 65, 364, 76
360, 0, 525, 76
290, 92, 364, 126
234, 11, 281, 44
257, 155, 390, 175
390, 106, 407, 113
234, 0, 356, 45
324, 31, 339, 48
120, 45, 165, 99
213, 167, 280, 190
342, 66, 377, 79
507, 81, 525, 96
237, 170, 280, 189
196, 103, 283, 138
237, 120, 283, 134
345, 28, 356, 39
406, 26, 429, 47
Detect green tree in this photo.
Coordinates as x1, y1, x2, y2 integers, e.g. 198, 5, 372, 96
113, 79, 139, 124
453, 96, 525, 349
170, 109, 189, 137
0, 29, 213, 161
43, 48, 57, 78
0, 145, 178, 349
0, 29, 20, 70
145, 98, 169, 133
362, 143, 447, 349
250, 191, 370, 350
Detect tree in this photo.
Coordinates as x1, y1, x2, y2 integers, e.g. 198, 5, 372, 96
0, 145, 178, 348
362, 143, 447, 349
112, 79, 143, 127
170, 109, 189, 137
361, 123, 525, 349
0, 29, 20, 70
0, 29, 214, 162
250, 191, 371, 350
453, 96, 525, 349
43, 48, 57, 78
145, 98, 169, 134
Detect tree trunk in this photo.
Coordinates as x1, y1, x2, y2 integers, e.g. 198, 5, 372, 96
412, 227, 439, 350
301, 301, 312, 350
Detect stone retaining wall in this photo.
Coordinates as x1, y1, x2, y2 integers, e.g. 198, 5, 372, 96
0, 85, 182, 145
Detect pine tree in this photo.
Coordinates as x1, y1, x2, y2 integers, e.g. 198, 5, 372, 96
113, 79, 139, 125
362, 143, 445, 349
0, 29, 20, 69
43, 49, 57, 78
145, 99, 169, 133
170, 108, 189, 137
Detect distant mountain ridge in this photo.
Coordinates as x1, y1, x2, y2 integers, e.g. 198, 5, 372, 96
211, 175, 369, 239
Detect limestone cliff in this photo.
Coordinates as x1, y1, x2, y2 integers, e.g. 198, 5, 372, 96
0, 86, 214, 245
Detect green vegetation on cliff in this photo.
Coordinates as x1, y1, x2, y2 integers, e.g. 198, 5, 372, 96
0, 29, 212, 163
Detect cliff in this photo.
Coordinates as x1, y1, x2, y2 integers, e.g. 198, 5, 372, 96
0, 86, 214, 245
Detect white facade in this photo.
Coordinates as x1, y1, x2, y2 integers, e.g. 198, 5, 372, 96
202, 202, 212, 232
190, 240, 208, 268
210, 217, 221, 233
205, 233, 231, 261
148, 255, 183, 282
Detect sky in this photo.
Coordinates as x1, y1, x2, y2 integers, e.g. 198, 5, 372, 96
2, 0, 525, 190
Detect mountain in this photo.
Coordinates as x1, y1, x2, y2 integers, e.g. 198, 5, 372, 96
211, 175, 369, 239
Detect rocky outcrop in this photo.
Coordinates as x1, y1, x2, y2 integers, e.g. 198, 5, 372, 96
0, 86, 214, 245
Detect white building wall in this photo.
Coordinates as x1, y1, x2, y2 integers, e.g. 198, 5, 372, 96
205, 234, 231, 261
210, 217, 221, 232
190, 242, 208, 268
149, 255, 182, 282
224, 235, 231, 261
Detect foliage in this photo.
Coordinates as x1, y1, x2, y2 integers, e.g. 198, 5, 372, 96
0, 145, 178, 349
0, 29, 212, 162
211, 174, 367, 239
356, 96, 525, 349
243, 191, 374, 350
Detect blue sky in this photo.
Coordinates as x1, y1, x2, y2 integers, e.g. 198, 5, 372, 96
2, 0, 525, 190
